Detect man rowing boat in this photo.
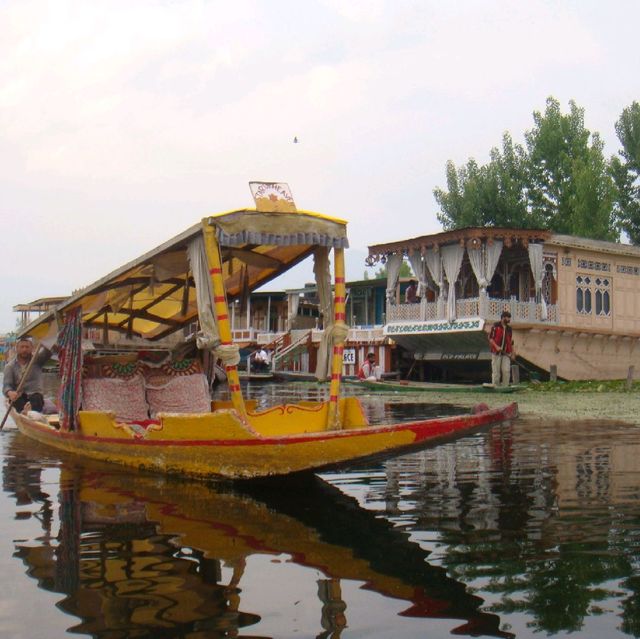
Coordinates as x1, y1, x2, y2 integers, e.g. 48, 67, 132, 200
3, 337, 51, 413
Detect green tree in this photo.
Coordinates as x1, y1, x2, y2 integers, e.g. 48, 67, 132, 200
525, 97, 616, 240
434, 97, 618, 241
611, 101, 640, 243
435, 133, 533, 230
371, 262, 413, 279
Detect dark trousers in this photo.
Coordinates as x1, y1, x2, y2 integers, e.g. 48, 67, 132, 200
12, 393, 44, 414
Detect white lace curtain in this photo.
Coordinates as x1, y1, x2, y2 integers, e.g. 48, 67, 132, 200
313, 247, 334, 379
407, 249, 427, 298
423, 247, 444, 314
467, 240, 503, 314
385, 253, 403, 304
528, 242, 547, 320
287, 293, 300, 330
441, 244, 465, 321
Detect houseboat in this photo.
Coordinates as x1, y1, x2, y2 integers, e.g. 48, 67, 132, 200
367, 227, 640, 381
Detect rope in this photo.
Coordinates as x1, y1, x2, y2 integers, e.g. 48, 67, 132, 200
215, 343, 241, 367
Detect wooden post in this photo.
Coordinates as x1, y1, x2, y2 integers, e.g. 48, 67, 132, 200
626, 365, 635, 390
201, 219, 247, 422
327, 247, 347, 430
511, 364, 520, 385
550, 364, 557, 382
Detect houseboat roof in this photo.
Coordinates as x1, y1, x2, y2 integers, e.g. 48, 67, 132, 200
368, 227, 551, 258
369, 226, 640, 259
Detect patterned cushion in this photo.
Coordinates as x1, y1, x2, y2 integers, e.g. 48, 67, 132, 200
146, 374, 211, 417
82, 375, 149, 422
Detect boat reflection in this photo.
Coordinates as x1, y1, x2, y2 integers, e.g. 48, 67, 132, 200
3, 437, 513, 638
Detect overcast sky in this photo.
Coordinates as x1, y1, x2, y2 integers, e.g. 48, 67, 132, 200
1, 0, 639, 332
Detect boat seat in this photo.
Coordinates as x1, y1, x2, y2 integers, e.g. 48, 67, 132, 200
82, 374, 149, 422
145, 373, 211, 418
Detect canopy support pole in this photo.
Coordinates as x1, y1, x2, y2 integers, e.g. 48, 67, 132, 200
327, 247, 347, 430
201, 220, 247, 422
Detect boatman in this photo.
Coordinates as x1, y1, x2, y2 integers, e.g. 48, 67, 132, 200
3, 337, 51, 413
358, 352, 381, 381
488, 311, 516, 386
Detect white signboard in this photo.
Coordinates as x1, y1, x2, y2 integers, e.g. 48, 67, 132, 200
342, 348, 356, 365
384, 318, 484, 336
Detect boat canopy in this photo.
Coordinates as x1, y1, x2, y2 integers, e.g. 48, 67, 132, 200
21, 208, 348, 343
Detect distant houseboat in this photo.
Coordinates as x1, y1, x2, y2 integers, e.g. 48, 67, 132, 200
367, 227, 640, 381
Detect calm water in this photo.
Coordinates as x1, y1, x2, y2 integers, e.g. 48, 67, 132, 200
1, 380, 640, 638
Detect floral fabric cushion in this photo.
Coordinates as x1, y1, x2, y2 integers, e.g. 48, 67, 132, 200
146, 374, 211, 417
82, 375, 149, 422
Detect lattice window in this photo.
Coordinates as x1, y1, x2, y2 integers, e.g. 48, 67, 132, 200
594, 277, 611, 316
576, 275, 592, 314
542, 263, 554, 304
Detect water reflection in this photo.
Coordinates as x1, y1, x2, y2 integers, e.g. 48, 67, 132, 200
2, 434, 510, 638
330, 417, 640, 637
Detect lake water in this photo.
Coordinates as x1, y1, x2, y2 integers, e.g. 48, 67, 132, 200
1, 379, 640, 638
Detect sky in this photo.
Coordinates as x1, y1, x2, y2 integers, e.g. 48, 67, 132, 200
1, 0, 639, 332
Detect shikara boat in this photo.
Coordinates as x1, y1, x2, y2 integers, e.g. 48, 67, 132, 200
11, 186, 518, 479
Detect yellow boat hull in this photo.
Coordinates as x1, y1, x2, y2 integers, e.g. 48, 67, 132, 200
13, 398, 518, 479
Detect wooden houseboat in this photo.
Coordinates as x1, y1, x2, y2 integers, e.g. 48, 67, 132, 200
367, 227, 640, 381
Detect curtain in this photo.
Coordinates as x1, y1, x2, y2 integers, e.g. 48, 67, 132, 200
313, 247, 334, 380
424, 247, 444, 315
187, 236, 220, 349
407, 249, 428, 298
287, 293, 300, 330
468, 240, 503, 315
528, 242, 547, 320
57, 307, 83, 431
385, 253, 403, 305
441, 244, 465, 320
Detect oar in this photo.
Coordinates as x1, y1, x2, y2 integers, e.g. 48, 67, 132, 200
0, 342, 43, 430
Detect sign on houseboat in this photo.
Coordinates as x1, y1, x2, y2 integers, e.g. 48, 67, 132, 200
384, 318, 484, 336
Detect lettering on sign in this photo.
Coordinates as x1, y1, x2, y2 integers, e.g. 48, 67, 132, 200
441, 352, 479, 361
384, 318, 483, 336
342, 348, 356, 365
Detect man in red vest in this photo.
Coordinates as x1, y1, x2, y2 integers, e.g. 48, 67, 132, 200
488, 311, 516, 386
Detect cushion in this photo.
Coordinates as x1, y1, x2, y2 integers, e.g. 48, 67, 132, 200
82, 375, 149, 422
146, 374, 211, 417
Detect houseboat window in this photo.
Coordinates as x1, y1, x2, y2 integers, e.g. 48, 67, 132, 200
595, 278, 611, 316
542, 263, 555, 304
576, 275, 593, 314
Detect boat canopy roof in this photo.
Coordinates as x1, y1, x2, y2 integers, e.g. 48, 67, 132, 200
21, 208, 348, 342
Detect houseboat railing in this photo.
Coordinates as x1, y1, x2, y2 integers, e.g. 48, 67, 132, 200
386, 298, 558, 324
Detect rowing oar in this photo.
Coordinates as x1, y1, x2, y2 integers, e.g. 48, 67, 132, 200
0, 342, 43, 430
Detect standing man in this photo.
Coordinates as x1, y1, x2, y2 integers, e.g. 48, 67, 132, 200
3, 337, 50, 413
488, 311, 516, 386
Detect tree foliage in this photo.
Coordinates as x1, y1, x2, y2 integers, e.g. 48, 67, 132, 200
370, 262, 413, 279
611, 101, 640, 243
434, 97, 618, 241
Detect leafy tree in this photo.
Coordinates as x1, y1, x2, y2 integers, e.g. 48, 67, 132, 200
611, 101, 640, 243
434, 97, 618, 241
525, 98, 616, 240
435, 133, 532, 230
370, 262, 413, 279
